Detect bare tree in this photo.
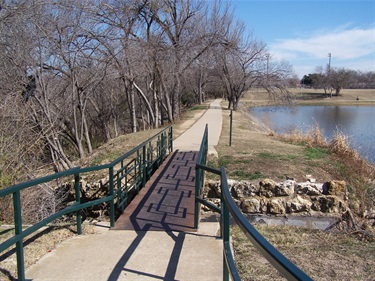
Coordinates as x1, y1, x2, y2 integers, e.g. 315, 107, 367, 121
329, 67, 354, 96
212, 16, 267, 110
2, 0, 285, 178
145, 0, 220, 120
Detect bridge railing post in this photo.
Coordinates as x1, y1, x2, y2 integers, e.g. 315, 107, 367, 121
169, 126, 173, 152
194, 124, 208, 229
13, 190, 25, 281
221, 176, 230, 281
142, 145, 147, 186
74, 173, 82, 235
109, 166, 115, 228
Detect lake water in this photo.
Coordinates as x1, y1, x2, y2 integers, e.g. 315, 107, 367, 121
249, 106, 375, 164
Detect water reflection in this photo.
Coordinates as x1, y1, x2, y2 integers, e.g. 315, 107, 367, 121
250, 106, 375, 163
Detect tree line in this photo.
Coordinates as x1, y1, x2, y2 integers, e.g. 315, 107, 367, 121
0, 0, 293, 187
301, 66, 375, 96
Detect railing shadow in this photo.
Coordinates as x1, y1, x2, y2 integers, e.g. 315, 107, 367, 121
107, 226, 186, 281
107, 225, 218, 281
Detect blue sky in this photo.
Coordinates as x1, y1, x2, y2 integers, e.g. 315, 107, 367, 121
230, 0, 375, 78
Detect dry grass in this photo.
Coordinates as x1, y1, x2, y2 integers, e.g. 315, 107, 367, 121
329, 131, 361, 159
243, 88, 375, 106
231, 224, 375, 280
268, 118, 375, 217
214, 105, 334, 183
327, 132, 375, 216
277, 125, 327, 148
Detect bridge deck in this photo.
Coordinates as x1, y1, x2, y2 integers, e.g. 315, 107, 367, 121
113, 150, 198, 232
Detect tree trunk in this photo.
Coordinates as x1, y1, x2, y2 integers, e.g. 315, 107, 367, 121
113, 113, 119, 138
133, 81, 155, 127
72, 105, 85, 159
198, 72, 204, 104
153, 83, 159, 128
124, 78, 137, 133
82, 113, 92, 154
233, 96, 239, 111
227, 94, 233, 109
172, 76, 181, 120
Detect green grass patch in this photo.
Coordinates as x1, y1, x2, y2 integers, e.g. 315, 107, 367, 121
285, 154, 298, 160
90, 151, 120, 166
230, 170, 263, 180
257, 152, 298, 162
257, 152, 277, 159
190, 105, 207, 111
304, 147, 329, 160
235, 158, 253, 164
218, 155, 232, 167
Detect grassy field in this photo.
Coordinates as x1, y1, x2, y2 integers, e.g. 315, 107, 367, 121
243, 88, 375, 106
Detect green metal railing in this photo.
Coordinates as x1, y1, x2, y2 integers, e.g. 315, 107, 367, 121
0, 125, 172, 281
194, 126, 312, 281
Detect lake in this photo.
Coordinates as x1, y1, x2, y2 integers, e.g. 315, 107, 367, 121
249, 105, 375, 164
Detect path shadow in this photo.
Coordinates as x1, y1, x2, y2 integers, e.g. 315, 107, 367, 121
107, 229, 186, 281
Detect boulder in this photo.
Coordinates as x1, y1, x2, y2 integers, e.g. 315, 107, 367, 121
286, 196, 311, 213
202, 198, 221, 212
206, 180, 221, 198
100, 178, 108, 187
268, 199, 285, 214
233, 198, 241, 208
80, 179, 88, 192
296, 182, 323, 196
227, 179, 238, 187
241, 198, 261, 213
231, 181, 259, 198
259, 179, 276, 198
305, 174, 316, 183
259, 199, 268, 213
274, 180, 295, 196
311, 196, 345, 213
322, 180, 347, 199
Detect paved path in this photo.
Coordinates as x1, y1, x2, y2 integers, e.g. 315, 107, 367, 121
173, 99, 222, 156
26, 99, 223, 281
25, 223, 222, 281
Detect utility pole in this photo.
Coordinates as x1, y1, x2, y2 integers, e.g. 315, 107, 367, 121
328, 53, 332, 97
266, 53, 270, 85
328, 53, 331, 72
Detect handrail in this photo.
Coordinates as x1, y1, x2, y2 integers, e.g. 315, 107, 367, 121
194, 124, 208, 228
0, 125, 172, 281
194, 126, 312, 281
220, 167, 313, 281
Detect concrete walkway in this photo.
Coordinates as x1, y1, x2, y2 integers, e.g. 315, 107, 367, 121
25, 223, 222, 281
26, 99, 223, 281
173, 99, 222, 156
